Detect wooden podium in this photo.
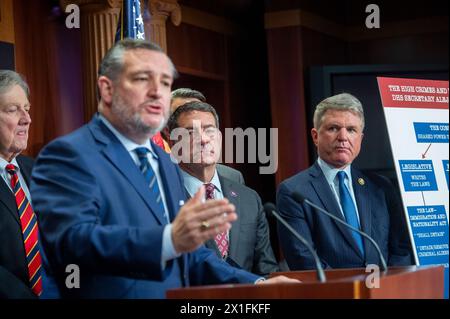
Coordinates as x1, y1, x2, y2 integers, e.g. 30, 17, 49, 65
167, 266, 444, 299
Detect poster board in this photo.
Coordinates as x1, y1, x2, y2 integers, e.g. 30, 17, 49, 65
377, 77, 449, 298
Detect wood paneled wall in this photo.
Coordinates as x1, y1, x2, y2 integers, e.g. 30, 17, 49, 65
0, 0, 15, 44
13, 0, 84, 157
265, 3, 449, 184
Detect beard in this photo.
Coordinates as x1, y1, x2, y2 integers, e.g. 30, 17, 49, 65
111, 92, 168, 138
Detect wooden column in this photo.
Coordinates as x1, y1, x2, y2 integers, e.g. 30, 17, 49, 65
144, 0, 181, 52
60, 0, 121, 122
0, 0, 15, 44
265, 16, 310, 186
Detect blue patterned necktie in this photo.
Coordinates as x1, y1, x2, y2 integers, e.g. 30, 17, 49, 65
134, 147, 167, 222
337, 171, 365, 256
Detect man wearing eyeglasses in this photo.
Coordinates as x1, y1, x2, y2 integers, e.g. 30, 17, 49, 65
167, 101, 279, 277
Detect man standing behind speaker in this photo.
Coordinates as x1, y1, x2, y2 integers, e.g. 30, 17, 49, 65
169, 88, 245, 185
277, 93, 413, 270
167, 101, 279, 276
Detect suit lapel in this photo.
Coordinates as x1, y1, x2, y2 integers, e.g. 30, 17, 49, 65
352, 168, 372, 257
309, 162, 363, 258
219, 175, 240, 258
89, 117, 167, 225
0, 155, 32, 225
0, 178, 20, 225
152, 144, 180, 222
16, 156, 32, 187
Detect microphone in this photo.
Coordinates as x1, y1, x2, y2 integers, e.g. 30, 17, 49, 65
291, 192, 388, 272
264, 202, 326, 283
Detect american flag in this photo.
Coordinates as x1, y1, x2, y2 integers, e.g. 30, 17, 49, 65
115, 0, 145, 41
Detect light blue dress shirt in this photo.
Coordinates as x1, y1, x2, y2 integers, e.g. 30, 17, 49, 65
181, 169, 223, 200
181, 169, 231, 239
317, 157, 361, 224
99, 115, 180, 267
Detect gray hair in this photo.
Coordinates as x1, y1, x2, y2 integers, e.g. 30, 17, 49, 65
171, 88, 206, 102
313, 93, 365, 130
0, 70, 30, 98
167, 101, 220, 132
98, 38, 178, 82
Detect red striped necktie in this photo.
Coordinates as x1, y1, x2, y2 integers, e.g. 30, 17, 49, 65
6, 164, 43, 296
205, 183, 229, 259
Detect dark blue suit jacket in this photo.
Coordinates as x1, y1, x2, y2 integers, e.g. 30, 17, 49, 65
276, 162, 413, 270
30, 115, 258, 298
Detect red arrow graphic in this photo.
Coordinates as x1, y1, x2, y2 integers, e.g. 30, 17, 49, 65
421, 143, 432, 159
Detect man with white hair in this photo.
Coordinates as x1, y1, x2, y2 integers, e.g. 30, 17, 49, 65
0, 70, 40, 298
277, 93, 413, 270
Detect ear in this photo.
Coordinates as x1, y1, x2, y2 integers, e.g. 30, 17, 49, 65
311, 128, 319, 147
98, 76, 114, 105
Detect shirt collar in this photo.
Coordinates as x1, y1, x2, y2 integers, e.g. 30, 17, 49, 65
317, 157, 353, 185
0, 156, 20, 174
99, 113, 158, 159
181, 169, 223, 198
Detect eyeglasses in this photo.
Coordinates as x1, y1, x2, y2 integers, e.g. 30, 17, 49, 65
186, 127, 219, 139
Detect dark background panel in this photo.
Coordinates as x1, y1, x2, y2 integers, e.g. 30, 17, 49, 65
308, 65, 449, 181
0, 41, 14, 70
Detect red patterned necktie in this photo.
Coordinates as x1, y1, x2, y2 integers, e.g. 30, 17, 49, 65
204, 183, 229, 258
5, 164, 43, 296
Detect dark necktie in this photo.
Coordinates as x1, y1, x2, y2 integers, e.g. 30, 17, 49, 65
134, 147, 167, 222
205, 183, 229, 258
337, 171, 365, 256
5, 164, 43, 296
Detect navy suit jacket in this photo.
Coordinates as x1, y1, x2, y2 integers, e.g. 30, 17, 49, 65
30, 115, 258, 298
276, 162, 413, 270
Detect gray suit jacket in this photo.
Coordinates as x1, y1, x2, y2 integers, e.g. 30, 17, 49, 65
204, 175, 279, 277
217, 164, 245, 185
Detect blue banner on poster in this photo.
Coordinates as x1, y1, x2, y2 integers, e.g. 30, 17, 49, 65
399, 160, 438, 191
443, 160, 449, 189
414, 122, 449, 143
408, 205, 449, 298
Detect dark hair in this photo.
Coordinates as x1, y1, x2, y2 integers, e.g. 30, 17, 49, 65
98, 38, 178, 81
171, 88, 206, 102
167, 101, 220, 132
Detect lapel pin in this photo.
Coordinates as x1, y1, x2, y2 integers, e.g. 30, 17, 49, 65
358, 178, 365, 186
230, 191, 238, 198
